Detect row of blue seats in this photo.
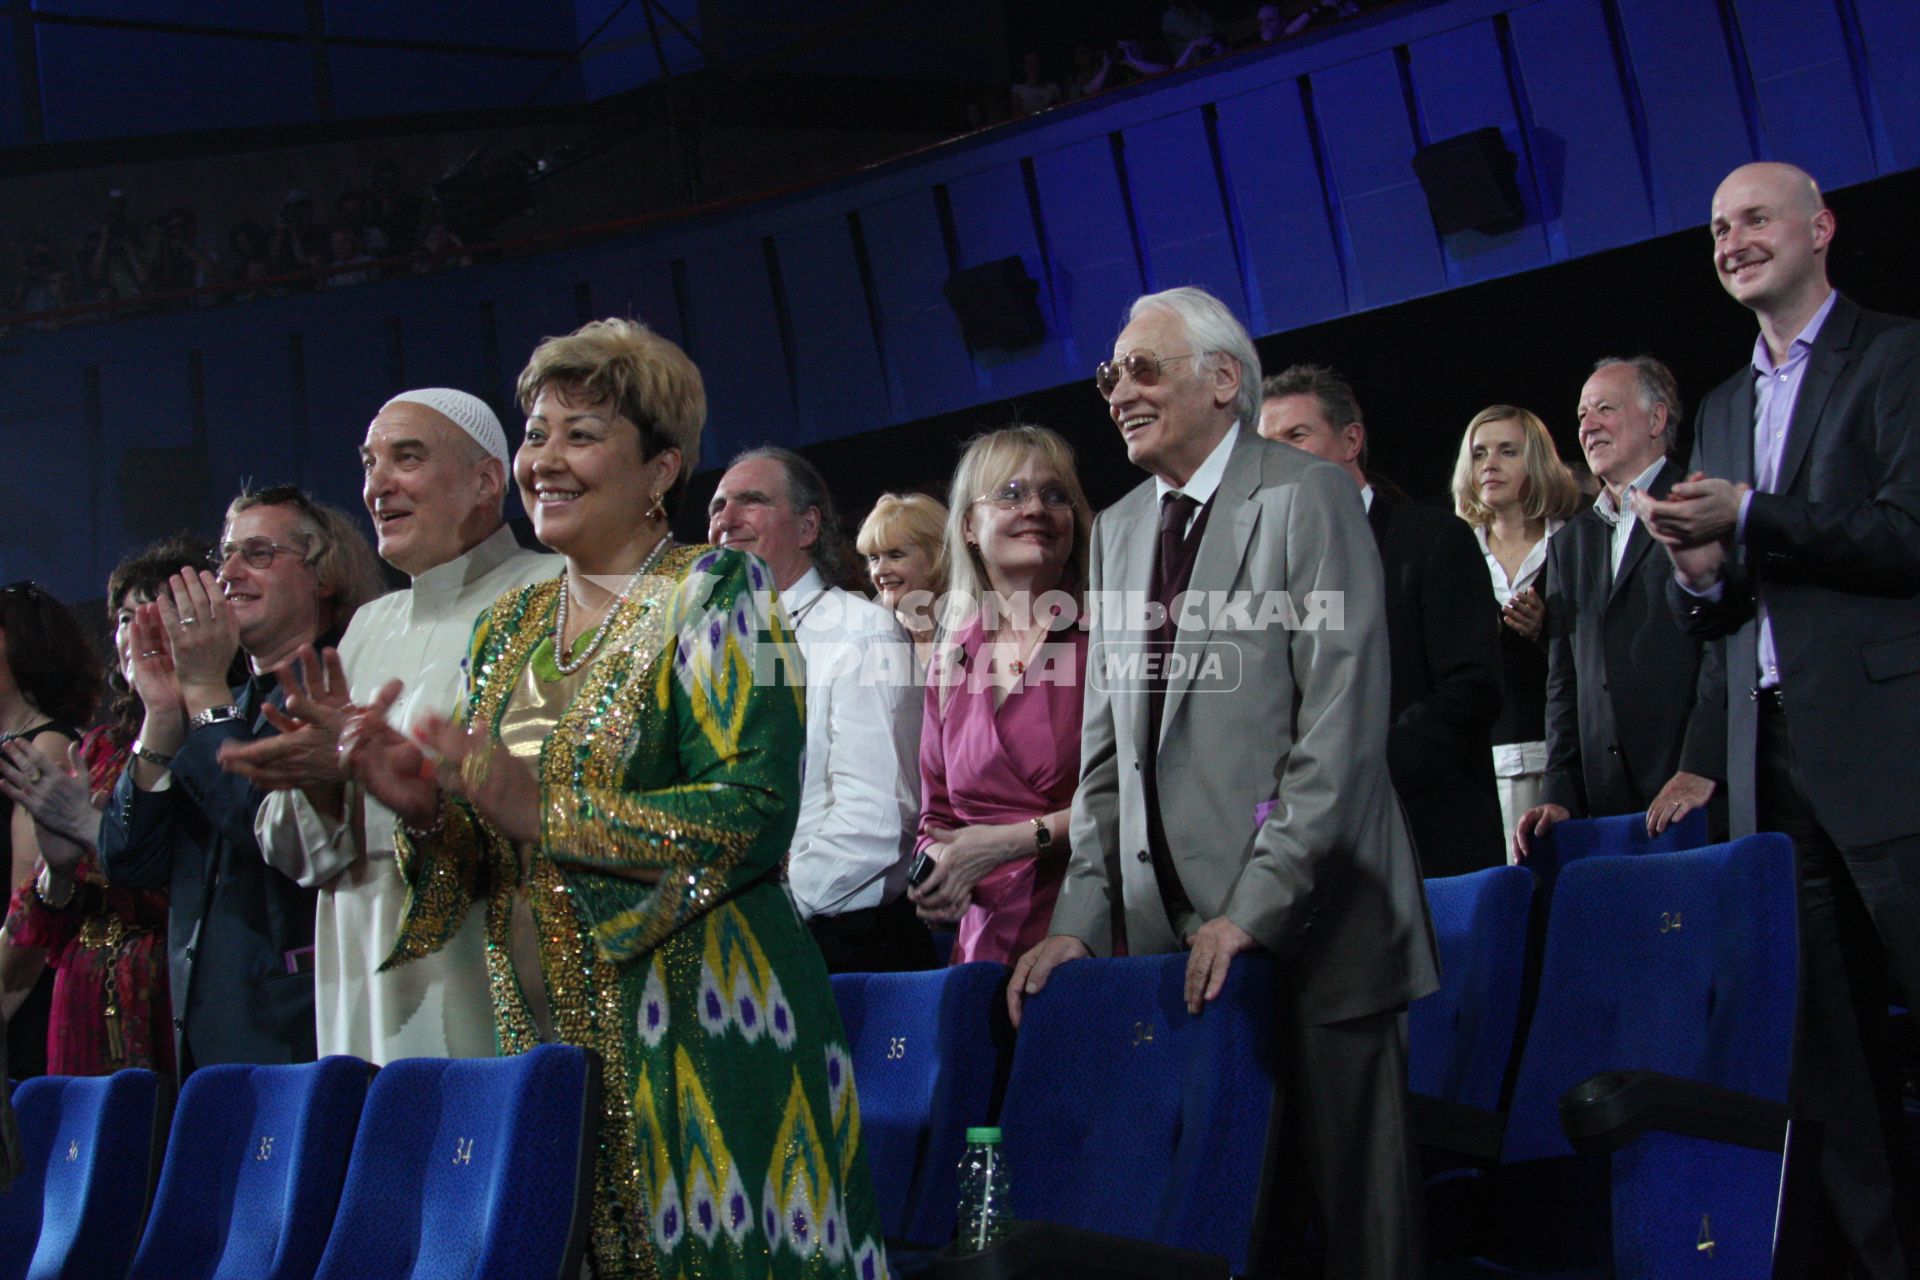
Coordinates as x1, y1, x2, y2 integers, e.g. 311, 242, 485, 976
1, 1045, 600, 1280
838, 812, 1801, 1278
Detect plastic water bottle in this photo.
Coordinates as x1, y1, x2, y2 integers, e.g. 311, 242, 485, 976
954, 1126, 1014, 1253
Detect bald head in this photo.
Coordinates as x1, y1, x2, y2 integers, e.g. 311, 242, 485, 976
1710, 162, 1835, 326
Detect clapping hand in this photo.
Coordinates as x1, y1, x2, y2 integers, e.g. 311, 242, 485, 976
0, 739, 96, 846
338, 679, 541, 844
219, 645, 353, 791
1501, 587, 1544, 639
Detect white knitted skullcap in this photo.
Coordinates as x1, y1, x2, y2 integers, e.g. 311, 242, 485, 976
379, 388, 508, 463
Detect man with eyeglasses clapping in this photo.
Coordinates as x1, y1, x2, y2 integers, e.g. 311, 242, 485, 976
98, 486, 384, 1075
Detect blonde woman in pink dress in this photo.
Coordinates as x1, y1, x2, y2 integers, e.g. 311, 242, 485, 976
908, 426, 1094, 965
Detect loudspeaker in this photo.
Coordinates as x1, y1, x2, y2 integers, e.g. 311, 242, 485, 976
943, 256, 1046, 352
119, 445, 210, 540
1411, 127, 1525, 235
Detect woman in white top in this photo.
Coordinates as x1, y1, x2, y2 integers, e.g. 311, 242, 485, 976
1451, 405, 1582, 852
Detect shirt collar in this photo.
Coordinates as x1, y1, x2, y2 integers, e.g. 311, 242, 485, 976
780, 567, 827, 613
408, 523, 520, 605
1594, 456, 1667, 526
1752, 290, 1837, 377
1153, 421, 1240, 508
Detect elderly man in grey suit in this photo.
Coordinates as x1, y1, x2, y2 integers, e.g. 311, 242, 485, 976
1010, 287, 1439, 1280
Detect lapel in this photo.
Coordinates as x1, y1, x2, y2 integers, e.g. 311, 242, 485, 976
1160, 432, 1263, 744
1366, 489, 1391, 550
1774, 295, 1859, 496
1726, 370, 1755, 484
1605, 460, 1679, 610
1108, 486, 1159, 761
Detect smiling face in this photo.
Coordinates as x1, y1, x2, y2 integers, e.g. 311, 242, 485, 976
1258, 392, 1365, 484
1105, 308, 1237, 486
514, 386, 661, 561
1577, 364, 1667, 491
1710, 163, 1833, 317
111, 588, 150, 684
361, 402, 501, 576
217, 503, 327, 665
706, 456, 819, 590
964, 453, 1075, 595
1469, 417, 1529, 515
865, 540, 937, 613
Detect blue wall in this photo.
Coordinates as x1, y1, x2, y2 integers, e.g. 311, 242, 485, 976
4, 0, 1917, 600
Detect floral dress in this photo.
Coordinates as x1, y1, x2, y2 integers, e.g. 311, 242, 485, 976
387, 546, 887, 1280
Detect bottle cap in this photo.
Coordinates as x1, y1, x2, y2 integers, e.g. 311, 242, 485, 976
965, 1126, 1002, 1144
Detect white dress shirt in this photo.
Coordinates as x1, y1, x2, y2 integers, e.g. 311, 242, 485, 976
1475, 517, 1564, 778
780, 567, 921, 919
1591, 456, 1667, 580
255, 524, 560, 1063
1153, 422, 1240, 532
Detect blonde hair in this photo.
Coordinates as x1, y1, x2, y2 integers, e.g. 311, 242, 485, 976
943, 425, 1093, 623
515, 317, 706, 514
225, 486, 388, 633
1451, 405, 1581, 527
856, 492, 950, 599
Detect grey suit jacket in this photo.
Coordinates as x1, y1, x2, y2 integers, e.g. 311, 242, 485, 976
1671, 295, 1920, 847
1051, 430, 1440, 1026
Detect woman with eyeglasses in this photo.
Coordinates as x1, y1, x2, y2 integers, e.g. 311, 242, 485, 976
338, 319, 888, 1280
0, 581, 104, 1078
0, 539, 232, 1079
907, 426, 1096, 964
856, 492, 949, 673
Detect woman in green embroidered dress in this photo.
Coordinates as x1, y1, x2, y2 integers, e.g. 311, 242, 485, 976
340, 318, 888, 1280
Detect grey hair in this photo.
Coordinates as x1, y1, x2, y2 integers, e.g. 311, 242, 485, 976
1126, 286, 1263, 428
726, 446, 849, 583
1592, 354, 1684, 453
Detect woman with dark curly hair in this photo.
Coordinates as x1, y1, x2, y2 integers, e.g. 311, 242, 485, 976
0, 581, 104, 1077
0, 538, 227, 1077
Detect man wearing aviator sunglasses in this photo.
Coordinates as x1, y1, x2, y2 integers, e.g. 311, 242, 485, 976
1013, 287, 1438, 1279
97, 485, 385, 1073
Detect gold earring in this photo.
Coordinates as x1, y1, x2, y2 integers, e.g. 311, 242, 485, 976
645, 492, 666, 522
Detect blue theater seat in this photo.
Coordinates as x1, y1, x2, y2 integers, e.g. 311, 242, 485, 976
1410, 867, 1537, 1148
830, 963, 1011, 1249
1444, 834, 1798, 1277
124, 1056, 370, 1280
983, 951, 1281, 1277
1531, 809, 1711, 893
0, 1068, 166, 1280
310, 1044, 601, 1280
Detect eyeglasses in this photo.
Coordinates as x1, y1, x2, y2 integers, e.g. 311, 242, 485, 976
975, 480, 1075, 512
1095, 350, 1199, 399
210, 537, 308, 570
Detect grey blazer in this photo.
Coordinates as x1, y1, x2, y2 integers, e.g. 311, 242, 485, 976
1051, 430, 1440, 1026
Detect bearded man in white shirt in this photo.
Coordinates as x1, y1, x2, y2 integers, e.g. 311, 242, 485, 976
221, 388, 558, 1062
708, 446, 929, 973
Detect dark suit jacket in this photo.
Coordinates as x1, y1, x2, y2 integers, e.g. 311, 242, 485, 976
1542, 460, 1726, 819
98, 671, 319, 1072
1671, 295, 1920, 846
1367, 493, 1506, 875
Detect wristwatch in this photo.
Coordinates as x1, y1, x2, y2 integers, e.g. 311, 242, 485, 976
187, 704, 244, 731
130, 737, 175, 767
1031, 816, 1052, 852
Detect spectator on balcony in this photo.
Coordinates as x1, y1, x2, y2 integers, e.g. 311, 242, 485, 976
270, 190, 324, 290
367, 160, 423, 257
335, 189, 391, 259
411, 223, 471, 276
323, 226, 377, 289
1010, 52, 1063, 118
1255, 4, 1286, 42
144, 207, 218, 298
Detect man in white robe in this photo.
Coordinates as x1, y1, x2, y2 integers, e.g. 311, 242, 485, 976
224, 388, 557, 1062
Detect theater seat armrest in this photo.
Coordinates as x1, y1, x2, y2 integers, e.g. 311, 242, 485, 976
1559, 1069, 1788, 1154
931, 1221, 1229, 1279
1409, 1092, 1505, 1163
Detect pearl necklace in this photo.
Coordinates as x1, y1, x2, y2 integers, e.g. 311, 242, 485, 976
552, 533, 674, 675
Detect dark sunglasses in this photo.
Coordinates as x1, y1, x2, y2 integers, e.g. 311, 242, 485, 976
1095, 350, 1199, 400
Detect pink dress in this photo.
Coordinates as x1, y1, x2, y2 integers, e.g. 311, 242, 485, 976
917, 622, 1088, 965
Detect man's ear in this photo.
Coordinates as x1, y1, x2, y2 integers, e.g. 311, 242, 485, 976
1342, 423, 1366, 466
474, 457, 506, 504
1211, 354, 1241, 411
797, 504, 821, 551
1648, 401, 1670, 442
